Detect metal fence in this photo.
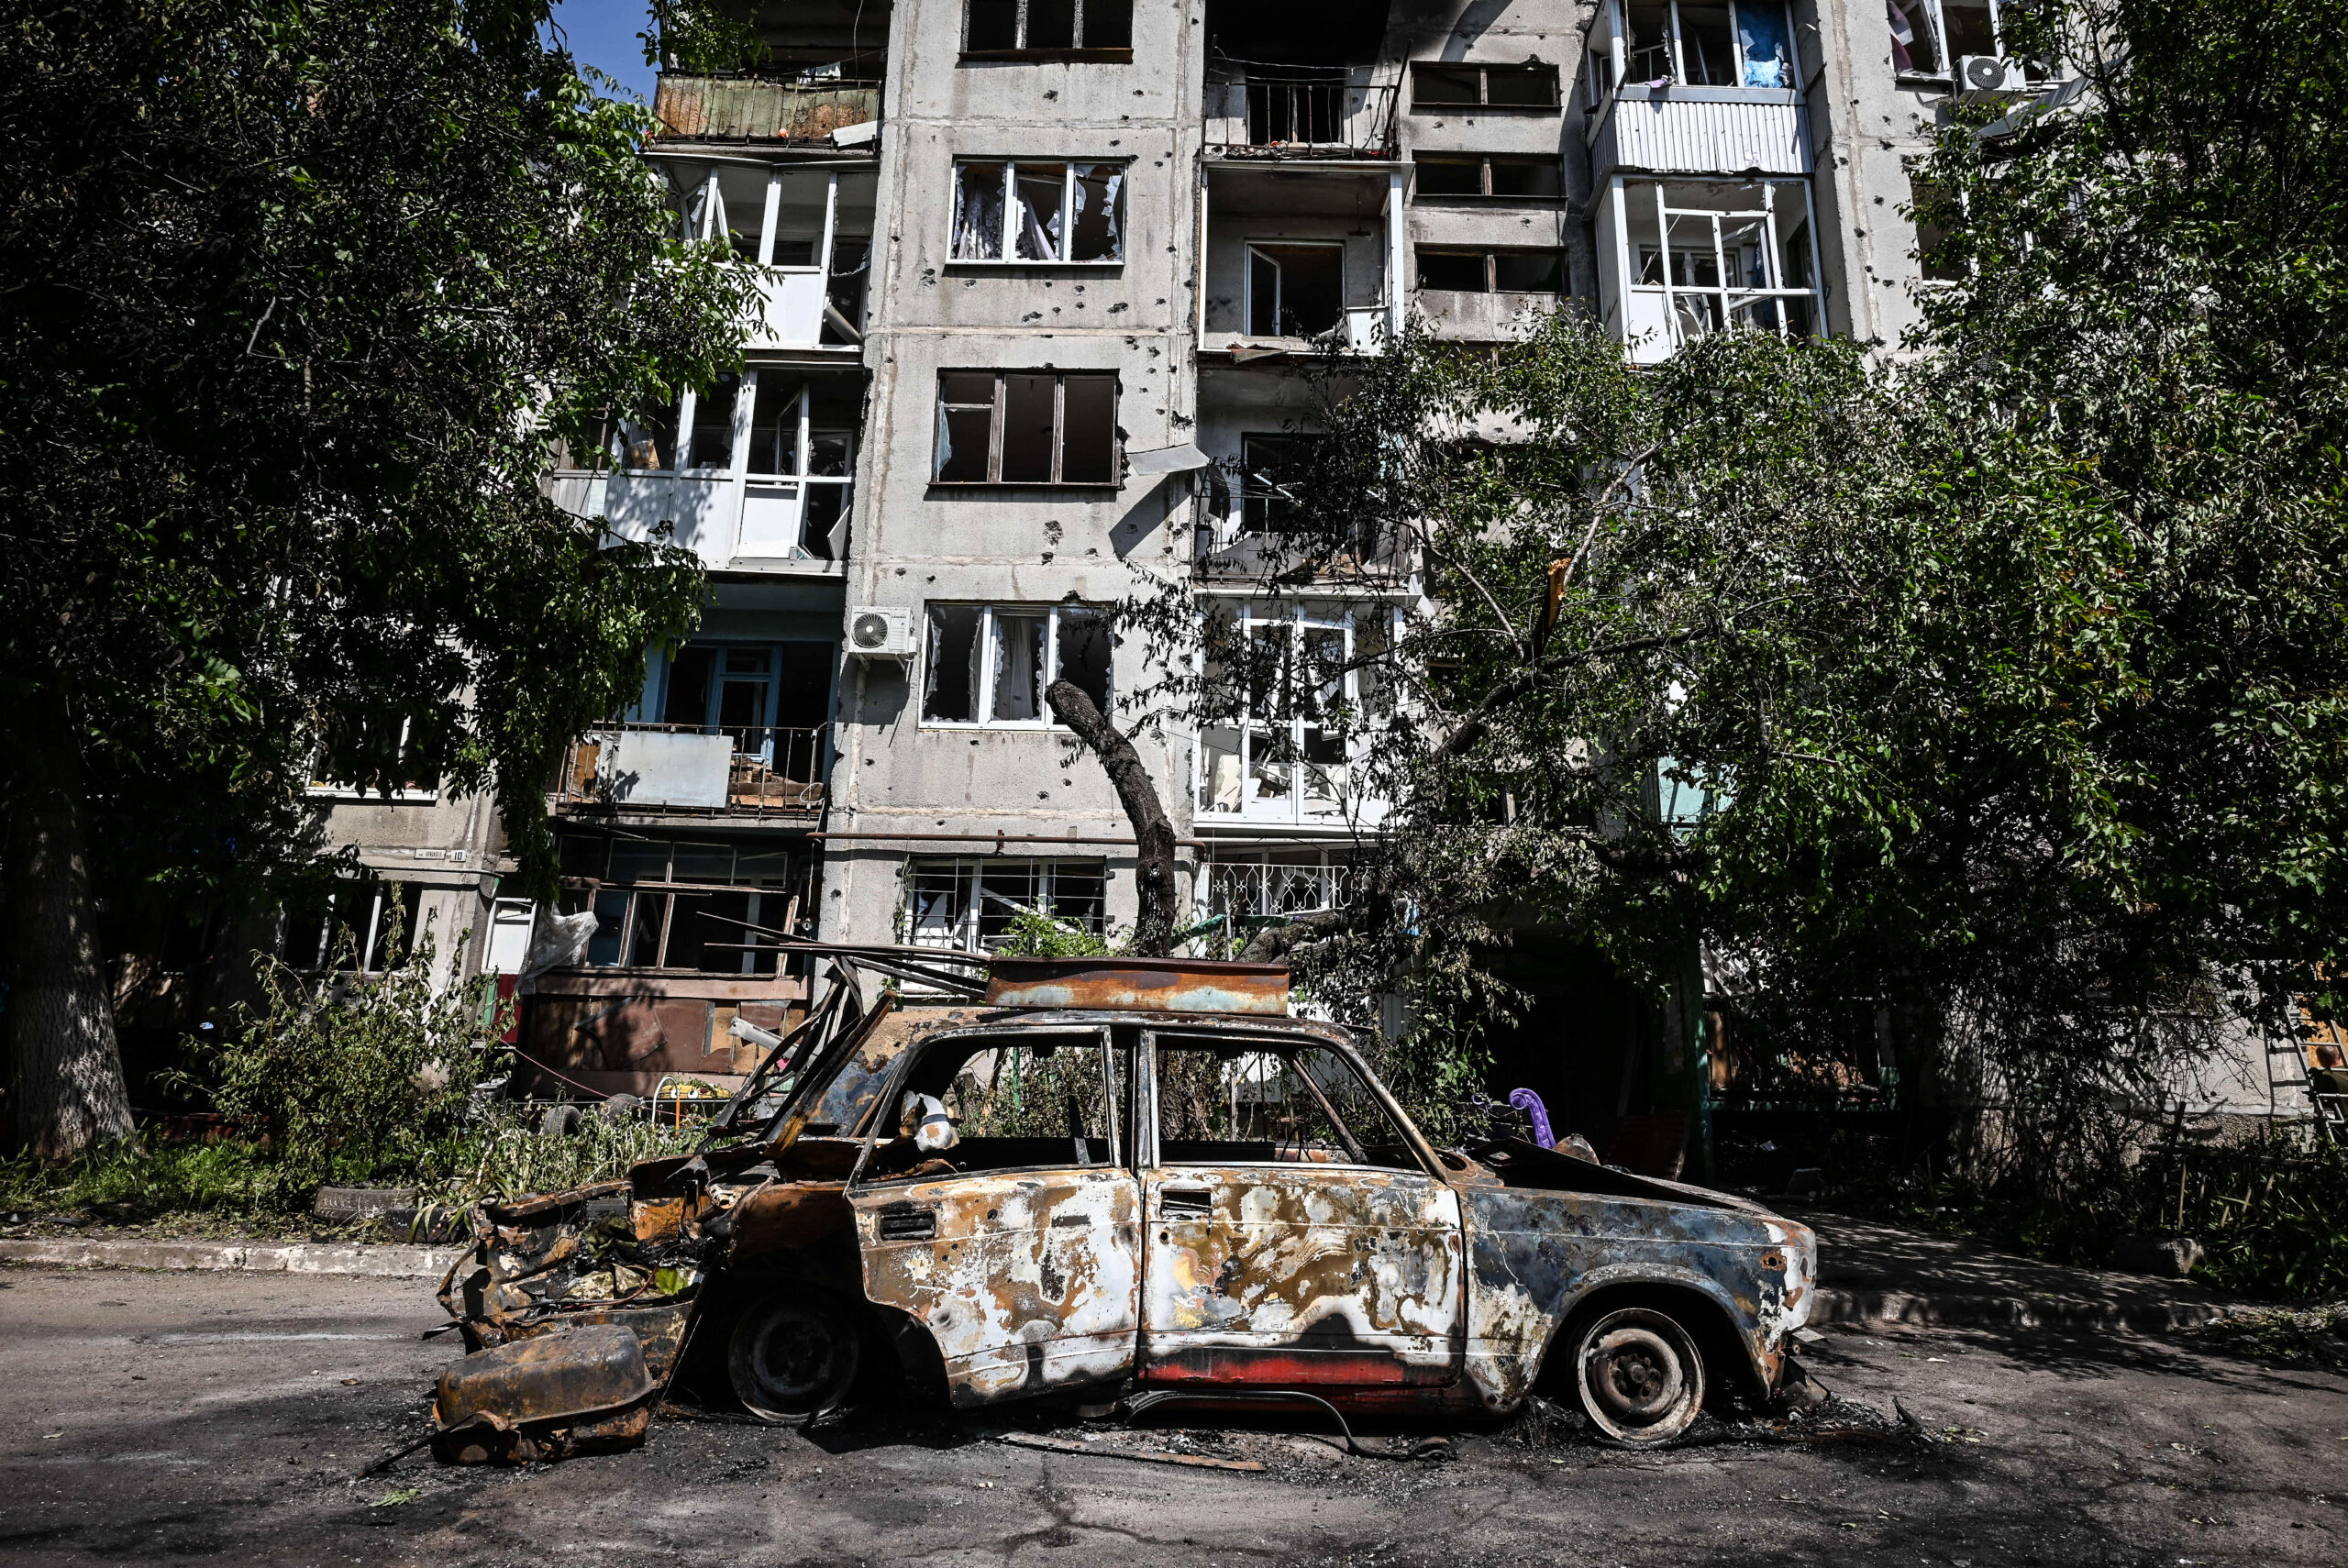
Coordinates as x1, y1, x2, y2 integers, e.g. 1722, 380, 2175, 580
1206, 79, 1399, 158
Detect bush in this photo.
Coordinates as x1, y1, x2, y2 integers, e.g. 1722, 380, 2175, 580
173, 915, 510, 1209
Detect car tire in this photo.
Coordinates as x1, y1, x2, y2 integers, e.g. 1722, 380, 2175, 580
1568, 1305, 1706, 1447
726, 1289, 864, 1425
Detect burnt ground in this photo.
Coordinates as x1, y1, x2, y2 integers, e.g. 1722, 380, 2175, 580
1, 1263, 2343, 1567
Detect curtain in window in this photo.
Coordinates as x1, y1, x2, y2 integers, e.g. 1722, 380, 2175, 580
1739, 6, 1792, 86
992, 613, 1045, 720
953, 162, 1006, 259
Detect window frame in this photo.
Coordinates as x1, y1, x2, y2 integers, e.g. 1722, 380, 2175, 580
931, 370, 1122, 488
1196, 602, 1373, 825
1243, 240, 1346, 339
1410, 154, 1565, 201
918, 602, 1114, 731
959, 0, 1135, 61
1414, 247, 1567, 294
903, 857, 1111, 954
947, 160, 1130, 266
1408, 61, 1561, 111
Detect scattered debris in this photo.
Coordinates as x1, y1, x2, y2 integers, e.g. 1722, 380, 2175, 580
367, 1487, 419, 1507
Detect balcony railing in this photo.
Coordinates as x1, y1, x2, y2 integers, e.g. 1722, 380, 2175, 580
1205, 78, 1398, 160
554, 723, 829, 819
1588, 84, 1811, 180
654, 74, 881, 144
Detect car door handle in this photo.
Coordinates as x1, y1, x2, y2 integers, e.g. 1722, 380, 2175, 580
877, 1204, 936, 1241
1160, 1187, 1212, 1217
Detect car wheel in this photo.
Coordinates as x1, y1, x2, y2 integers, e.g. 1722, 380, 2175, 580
1569, 1305, 1706, 1447
727, 1289, 864, 1426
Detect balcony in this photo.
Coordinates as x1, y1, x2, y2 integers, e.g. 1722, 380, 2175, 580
1594, 176, 1824, 364
550, 364, 860, 571
1205, 75, 1399, 161
653, 74, 880, 145
554, 723, 829, 823
1588, 85, 1811, 181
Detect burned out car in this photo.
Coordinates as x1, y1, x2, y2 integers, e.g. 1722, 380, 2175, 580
439, 955, 1815, 1450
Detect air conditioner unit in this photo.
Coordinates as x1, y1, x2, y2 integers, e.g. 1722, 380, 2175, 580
1956, 54, 2025, 99
847, 606, 918, 658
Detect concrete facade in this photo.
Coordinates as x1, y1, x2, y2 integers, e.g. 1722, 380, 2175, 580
281, 0, 2319, 1127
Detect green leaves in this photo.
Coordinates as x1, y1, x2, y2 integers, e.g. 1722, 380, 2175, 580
0, 0, 751, 907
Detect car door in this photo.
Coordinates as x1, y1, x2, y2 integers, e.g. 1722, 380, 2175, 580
1135, 1030, 1464, 1389
847, 1028, 1142, 1407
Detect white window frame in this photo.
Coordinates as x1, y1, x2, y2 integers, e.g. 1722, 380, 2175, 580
904, 857, 1110, 954
743, 370, 856, 557
1620, 177, 1825, 348
1244, 240, 1345, 338
949, 160, 1129, 265
919, 603, 1113, 731
1195, 602, 1369, 825
1620, 0, 1798, 89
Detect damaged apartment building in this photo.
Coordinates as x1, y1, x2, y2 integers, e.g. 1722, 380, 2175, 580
279, 0, 2323, 1146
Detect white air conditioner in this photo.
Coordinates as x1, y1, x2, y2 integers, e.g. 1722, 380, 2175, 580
847, 605, 918, 658
1956, 54, 2025, 99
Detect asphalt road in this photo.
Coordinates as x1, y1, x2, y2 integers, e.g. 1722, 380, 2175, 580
2, 1262, 2343, 1567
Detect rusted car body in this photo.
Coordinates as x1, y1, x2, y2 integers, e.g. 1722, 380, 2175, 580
441, 957, 1816, 1447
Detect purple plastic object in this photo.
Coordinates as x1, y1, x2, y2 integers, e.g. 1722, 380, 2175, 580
1508, 1088, 1555, 1150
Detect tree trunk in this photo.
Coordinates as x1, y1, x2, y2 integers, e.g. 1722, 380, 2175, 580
5, 716, 137, 1160
1044, 679, 1178, 957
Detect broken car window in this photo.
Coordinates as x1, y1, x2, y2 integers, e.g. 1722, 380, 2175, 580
861, 1032, 1124, 1178
1152, 1041, 1420, 1172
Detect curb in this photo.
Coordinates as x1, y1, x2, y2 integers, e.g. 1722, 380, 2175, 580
0, 1236, 460, 1279
1811, 1284, 2226, 1334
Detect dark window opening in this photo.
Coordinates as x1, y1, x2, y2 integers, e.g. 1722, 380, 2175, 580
1414, 155, 1561, 198
1246, 243, 1344, 337
932, 370, 1120, 485
1411, 61, 1558, 110
963, 0, 1134, 56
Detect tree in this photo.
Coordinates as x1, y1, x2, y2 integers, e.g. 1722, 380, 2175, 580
0, 0, 754, 1159
1127, 0, 2348, 1198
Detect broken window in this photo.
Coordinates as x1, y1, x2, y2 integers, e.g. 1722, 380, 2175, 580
280, 879, 425, 974
920, 603, 1113, 726
1417, 248, 1565, 293
1887, 0, 1943, 73
559, 838, 802, 975
308, 713, 442, 800
1908, 175, 1967, 282
1413, 155, 1563, 199
905, 859, 1108, 952
1198, 603, 1363, 823
1620, 179, 1819, 344
963, 0, 1132, 56
1410, 61, 1559, 110
1245, 243, 1344, 337
951, 160, 1125, 263
1152, 1040, 1418, 1171
1616, 1, 1796, 88
684, 373, 741, 470
744, 373, 857, 559
1237, 435, 1319, 533
933, 370, 1119, 485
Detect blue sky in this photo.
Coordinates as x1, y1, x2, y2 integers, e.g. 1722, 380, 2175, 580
546, 0, 659, 102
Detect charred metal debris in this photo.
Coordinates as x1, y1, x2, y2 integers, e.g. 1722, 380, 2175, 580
384, 951, 1823, 1472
